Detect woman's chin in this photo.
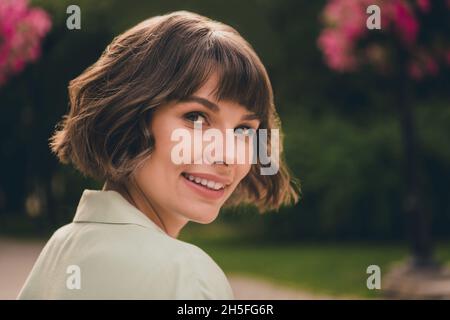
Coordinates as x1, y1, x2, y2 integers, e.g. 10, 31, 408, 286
187, 208, 220, 224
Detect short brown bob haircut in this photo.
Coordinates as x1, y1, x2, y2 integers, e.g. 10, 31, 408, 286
50, 11, 300, 212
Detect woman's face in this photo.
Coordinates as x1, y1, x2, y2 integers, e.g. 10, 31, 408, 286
133, 74, 260, 227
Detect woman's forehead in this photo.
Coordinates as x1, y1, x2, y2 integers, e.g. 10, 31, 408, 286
192, 72, 221, 98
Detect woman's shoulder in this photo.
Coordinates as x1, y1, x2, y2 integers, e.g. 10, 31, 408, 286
111, 227, 234, 299
164, 240, 235, 299
123, 228, 234, 299
42, 222, 234, 299
128, 227, 233, 291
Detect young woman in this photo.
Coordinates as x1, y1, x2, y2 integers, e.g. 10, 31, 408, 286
18, 10, 299, 299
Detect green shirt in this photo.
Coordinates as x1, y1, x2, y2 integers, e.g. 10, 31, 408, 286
18, 190, 234, 299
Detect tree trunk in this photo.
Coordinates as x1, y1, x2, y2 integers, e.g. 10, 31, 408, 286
396, 71, 435, 268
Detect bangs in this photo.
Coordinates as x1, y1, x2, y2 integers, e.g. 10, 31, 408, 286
208, 36, 271, 120
163, 28, 272, 122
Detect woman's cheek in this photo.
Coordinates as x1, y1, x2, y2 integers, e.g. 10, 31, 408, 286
236, 163, 252, 185
160, 125, 186, 166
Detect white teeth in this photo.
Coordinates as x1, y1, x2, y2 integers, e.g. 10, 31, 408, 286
183, 173, 225, 190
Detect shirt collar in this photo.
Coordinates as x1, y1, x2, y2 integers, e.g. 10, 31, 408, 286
73, 189, 167, 235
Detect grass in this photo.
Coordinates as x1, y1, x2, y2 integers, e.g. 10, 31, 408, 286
180, 223, 450, 298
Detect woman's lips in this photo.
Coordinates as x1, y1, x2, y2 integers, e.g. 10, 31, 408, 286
182, 172, 232, 186
181, 173, 226, 200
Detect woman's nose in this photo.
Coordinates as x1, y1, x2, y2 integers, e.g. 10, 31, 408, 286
203, 129, 253, 165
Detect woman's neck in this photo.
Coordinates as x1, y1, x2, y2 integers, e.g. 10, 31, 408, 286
102, 180, 188, 238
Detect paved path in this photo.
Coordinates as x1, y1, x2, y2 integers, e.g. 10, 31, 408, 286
0, 238, 45, 299
0, 237, 335, 300
228, 275, 337, 299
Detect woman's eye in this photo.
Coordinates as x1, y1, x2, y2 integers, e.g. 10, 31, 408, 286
184, 111, 207, 124
234, 126, 254, 136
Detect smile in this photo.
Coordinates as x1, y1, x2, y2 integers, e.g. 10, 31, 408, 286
181, 172, 225, 190
181, 172, 231, 200
183, 172, 225, 190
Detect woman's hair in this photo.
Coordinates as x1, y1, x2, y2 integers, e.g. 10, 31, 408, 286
50, 10, 300, 212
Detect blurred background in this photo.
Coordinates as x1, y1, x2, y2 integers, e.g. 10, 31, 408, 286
0, 0, 449, 299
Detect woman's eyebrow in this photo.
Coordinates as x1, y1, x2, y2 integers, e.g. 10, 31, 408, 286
180, 95, 259, 121
179, 96, 219, 112
241, 113, 260, 121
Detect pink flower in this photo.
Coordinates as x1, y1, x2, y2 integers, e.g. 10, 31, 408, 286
322, 0, 368, 41
12, 57, 25, 73
417, 0, 431, 13
24, 9, 52, 37
0, 0, 51, 86
393, 1, 419, 46
318, 29, 358, 71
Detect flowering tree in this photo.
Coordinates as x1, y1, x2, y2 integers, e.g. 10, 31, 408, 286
318, 0, 449, 77
0, 0, 52, 86
318, 0, 449, 268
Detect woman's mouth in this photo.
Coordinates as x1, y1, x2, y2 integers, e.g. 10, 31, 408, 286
181, 172, 228, 200
182, 172, 225, 190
